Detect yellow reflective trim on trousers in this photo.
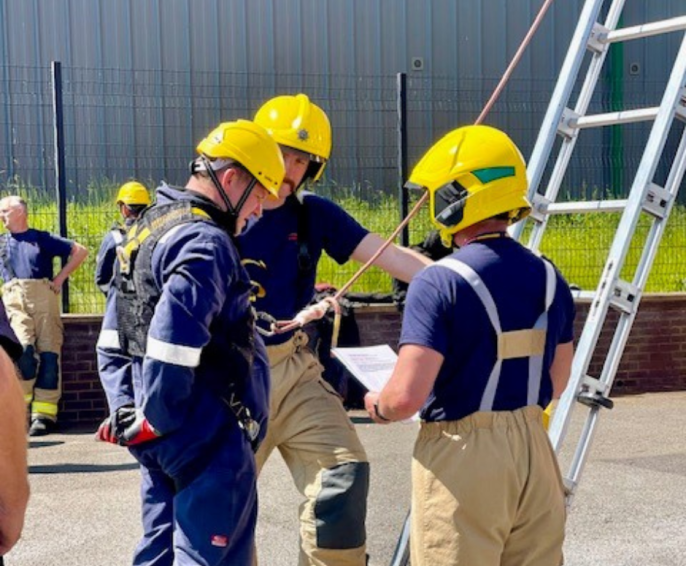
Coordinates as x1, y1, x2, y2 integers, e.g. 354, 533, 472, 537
24, 393, 33, 405
32, 401, 59, 417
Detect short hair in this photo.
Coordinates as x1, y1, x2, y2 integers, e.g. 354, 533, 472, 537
0, 195, 27, 213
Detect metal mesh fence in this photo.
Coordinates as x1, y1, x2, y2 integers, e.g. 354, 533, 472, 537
1, 64, 685, 313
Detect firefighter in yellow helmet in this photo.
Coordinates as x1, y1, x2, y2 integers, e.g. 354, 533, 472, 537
365, 125, 575, 566
95, 181, 152, 295
237, 94, 432, 565
95, 119, 284, 565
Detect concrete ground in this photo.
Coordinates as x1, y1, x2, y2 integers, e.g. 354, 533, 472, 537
5, 391, 686, 566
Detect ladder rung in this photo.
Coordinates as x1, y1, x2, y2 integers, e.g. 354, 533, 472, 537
545, 199, 627, 214
560, 94, 686, 133
571, 289, 595, 301
604, 16, 686, 44
574, 107, 659, 129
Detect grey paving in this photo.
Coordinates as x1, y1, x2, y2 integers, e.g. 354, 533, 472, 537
5, 391, 686, 566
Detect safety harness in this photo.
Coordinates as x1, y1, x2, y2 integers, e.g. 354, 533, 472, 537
254, 194, 314, 337
114, 200, 261, 448
431, 255, 557, 410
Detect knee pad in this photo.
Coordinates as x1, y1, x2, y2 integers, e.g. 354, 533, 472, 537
314, 461, 370, 550
18, 345, 38, 381
36, 352, 60, 390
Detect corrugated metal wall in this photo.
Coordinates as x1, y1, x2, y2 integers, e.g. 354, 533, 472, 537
0, 0, 684, 197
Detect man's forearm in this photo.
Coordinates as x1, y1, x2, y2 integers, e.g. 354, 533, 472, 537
352, 233, 432, 284
55, 244, 89, 283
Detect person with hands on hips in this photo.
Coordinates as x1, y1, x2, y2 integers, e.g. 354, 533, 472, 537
365, 125, 575, 566
0, 195, 88, 436
95, 119, 285, 566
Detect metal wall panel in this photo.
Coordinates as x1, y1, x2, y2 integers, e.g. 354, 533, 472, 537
0, 0, 684, 199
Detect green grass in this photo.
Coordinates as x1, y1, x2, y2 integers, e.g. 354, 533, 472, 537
2, 178, 686, 314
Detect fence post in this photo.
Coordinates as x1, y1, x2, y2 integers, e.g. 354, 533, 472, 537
397, 72, 409, 247
51, 61, 69, 313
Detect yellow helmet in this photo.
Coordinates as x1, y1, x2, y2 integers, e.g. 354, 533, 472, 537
116, 181, 151, 206
406, 125, 530, 246
254, 94, 331, 183
196, 119, 285, 198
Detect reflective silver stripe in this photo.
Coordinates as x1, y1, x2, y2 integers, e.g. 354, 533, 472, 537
528, 314, 548, 405
543, 259, 557, 310
158, 224, 185, 245
97, 329, 121, 350
433, 258, 503, 411
111, 229, 124, 244
146, 336, 202, 367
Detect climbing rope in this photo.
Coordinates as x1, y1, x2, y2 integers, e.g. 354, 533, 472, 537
271, 0, 558, 346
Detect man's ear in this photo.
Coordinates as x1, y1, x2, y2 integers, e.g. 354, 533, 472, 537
218, 167, 235, 187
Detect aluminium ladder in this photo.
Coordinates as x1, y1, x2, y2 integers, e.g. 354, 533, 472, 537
510, 0, 686, 503
389, 2, 686, 564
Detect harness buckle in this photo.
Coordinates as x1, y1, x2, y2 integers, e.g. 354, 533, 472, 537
254, 310, 278, 337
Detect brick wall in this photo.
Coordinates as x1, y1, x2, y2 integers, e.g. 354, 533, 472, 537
59, 294, 686, 425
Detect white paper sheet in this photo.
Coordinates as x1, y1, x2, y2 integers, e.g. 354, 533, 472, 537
331, 345, 419, 422
331, 344, 398, 392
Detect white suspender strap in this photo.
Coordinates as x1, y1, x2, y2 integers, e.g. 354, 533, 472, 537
433, 258, 502, 410
436, 258, 502, 333
432, 256, 559, 410
526, 259, 557, 405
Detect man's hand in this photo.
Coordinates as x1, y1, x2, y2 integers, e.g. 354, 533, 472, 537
95, 405, 160, 446
49, 278, 64, 294
118, 411, 160, 445
364, 391, 392, 425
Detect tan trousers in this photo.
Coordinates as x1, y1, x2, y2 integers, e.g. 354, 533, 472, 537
257, 332, 369, 566
411, 406, 566, 566
2, 279, 64, 420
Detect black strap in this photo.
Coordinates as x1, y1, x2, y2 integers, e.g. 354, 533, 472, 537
295, 196, 313, 274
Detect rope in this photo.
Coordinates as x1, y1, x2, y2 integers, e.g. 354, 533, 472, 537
272, 0, 557, 341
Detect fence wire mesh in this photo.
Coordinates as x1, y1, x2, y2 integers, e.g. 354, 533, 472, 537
1, 64, 685, 313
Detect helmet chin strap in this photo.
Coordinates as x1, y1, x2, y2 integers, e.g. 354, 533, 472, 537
201, 155, 258, 234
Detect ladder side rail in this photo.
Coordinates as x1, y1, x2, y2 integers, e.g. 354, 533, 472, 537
519, 0, 606, 207
565, 300, 642, 497
565, 403, 602, 497
527, 0, 628, 248
549, 32, 686, 451
571, 129, 686, 409
633, 130, 686, 290
515, 0, 627, 243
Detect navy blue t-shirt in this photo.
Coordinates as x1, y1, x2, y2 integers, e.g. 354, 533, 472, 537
237, 192, 369, 344
0, 229, 73, 282
400, 236, 575, 422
